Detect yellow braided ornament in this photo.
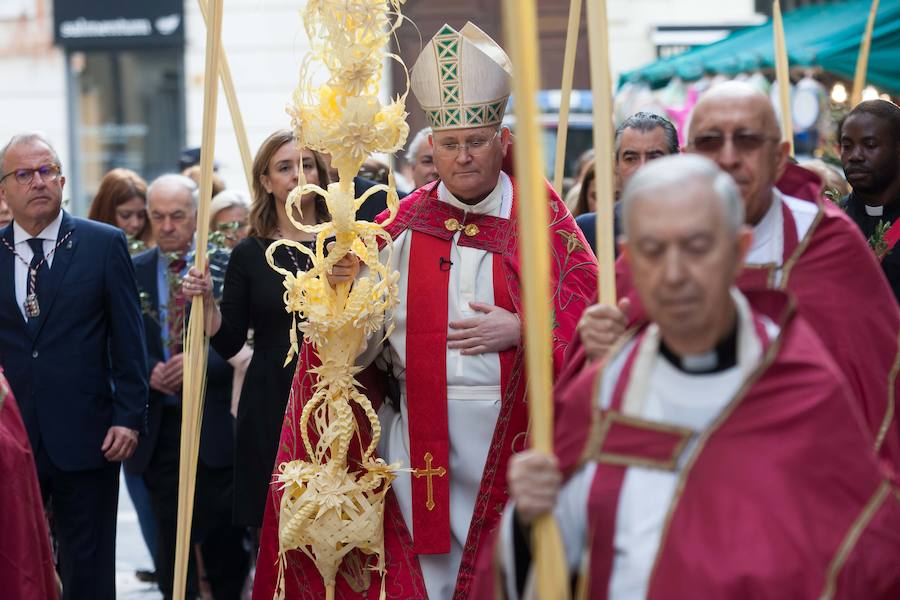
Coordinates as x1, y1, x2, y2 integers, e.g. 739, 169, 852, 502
265, 1, 409, 597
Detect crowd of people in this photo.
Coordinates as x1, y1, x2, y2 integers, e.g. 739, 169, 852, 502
2, 18, 900, 600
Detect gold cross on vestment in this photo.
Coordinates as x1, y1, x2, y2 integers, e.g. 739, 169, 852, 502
414, 452, 447, 511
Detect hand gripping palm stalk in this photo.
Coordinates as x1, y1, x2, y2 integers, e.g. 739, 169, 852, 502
264, 1, 409, 598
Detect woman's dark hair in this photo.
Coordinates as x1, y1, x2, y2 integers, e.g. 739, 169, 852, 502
573, 163, 596, 217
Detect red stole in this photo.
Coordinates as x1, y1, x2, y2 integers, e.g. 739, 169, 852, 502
403, 189, 523, 574
882, 219, 900, 262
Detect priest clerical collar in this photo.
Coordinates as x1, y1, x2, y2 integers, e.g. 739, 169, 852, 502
865, 204, 885, 217
659, 323, 738, 374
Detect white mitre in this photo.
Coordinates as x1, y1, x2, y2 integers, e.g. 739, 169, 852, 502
410, 22, 513, 131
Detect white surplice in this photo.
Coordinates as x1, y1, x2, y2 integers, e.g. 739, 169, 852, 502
359, 173, 514, 599
746, 189, 818, 286
500, 290, 779, 600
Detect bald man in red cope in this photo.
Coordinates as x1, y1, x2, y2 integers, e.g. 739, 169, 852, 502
573, 82, 900, 469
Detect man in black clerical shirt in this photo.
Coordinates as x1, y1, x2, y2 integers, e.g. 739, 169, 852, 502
840, 99, 900, 303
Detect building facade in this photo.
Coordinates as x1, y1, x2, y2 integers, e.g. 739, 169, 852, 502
0, 0, 766, 214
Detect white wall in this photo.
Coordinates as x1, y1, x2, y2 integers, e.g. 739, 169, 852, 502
607, 0, 760, 78
183, 0, 318, 196
0, 0, 765, 208
0, 13, 69, 203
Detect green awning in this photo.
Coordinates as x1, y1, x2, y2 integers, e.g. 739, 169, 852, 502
620, 0, 900, 96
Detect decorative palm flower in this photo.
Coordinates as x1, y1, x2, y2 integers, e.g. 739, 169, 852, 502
265, 1, 409, 596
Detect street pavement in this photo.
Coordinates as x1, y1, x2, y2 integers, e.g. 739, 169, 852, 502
116, 472, 162, 599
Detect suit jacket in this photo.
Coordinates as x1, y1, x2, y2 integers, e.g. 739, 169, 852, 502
0, 211, 148, 471
126, 247, 235, 474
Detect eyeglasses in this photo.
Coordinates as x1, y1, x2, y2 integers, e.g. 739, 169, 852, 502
0, 164, 62, 186
689, 133, 780, 154
434, 131, 500, 156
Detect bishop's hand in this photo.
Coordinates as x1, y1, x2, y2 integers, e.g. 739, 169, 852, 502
447, 302, 520, 355
508, 450, 562, 525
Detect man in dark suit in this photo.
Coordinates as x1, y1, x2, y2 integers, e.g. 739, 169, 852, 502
126, 173, 248, 599
0, 132, 148, 599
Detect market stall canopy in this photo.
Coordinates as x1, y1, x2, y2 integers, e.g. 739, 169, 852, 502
620, 0, 900, 96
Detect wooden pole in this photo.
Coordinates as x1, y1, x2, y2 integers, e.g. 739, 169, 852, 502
585, 0, 616, 305
772, 0, 794, 155
553, 0, 583, 195
196, 0, 254, 191
502, 1, 571, 598
173, 0, 222, 597
851, 0, 880, 106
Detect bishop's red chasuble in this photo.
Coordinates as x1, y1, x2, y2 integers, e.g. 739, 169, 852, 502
253, 173, 598, 599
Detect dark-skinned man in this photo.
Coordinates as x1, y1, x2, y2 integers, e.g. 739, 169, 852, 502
840, 99, 900, 302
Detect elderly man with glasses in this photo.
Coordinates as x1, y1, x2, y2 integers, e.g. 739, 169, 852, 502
0, 133, 147, 600
253, 22, 597, 600
574, 81, 900, 470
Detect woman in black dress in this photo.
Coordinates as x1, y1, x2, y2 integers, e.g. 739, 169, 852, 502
184, 129, 330, 528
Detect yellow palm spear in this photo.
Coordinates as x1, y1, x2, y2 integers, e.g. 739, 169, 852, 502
263, 1, 410, 598
502, 0, 572, 598
174, 0, 221, 598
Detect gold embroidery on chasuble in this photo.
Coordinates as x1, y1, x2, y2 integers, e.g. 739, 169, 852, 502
414, 451, 448, 511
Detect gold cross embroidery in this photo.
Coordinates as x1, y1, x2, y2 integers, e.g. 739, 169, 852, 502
413, 451, 447, 511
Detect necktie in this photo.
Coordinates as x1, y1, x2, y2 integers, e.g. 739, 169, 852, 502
25, 238, 46, 320
167, 258, 187, 355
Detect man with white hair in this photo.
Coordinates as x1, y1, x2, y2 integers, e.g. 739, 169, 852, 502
127, 174, 248, 599
484, 155, 900, 599
406, 126, 439, 190
577, 82, 900, 468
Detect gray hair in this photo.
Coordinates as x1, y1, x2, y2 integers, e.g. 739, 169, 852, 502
0, 132, 62, 172
209, 189, 249, 221
147, 173, 199, 210
614, 112, 680, 160
405, 127, 432, 163
621, 154, 744, 237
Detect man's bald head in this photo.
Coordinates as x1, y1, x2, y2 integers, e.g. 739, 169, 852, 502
689, 82, 782, 139
687, 81, 790, 226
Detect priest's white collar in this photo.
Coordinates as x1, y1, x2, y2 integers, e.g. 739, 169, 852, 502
620, 289, 765, 417
865, 204, 885, 217
13, 208, 62, 246
438, 171, 513, 218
